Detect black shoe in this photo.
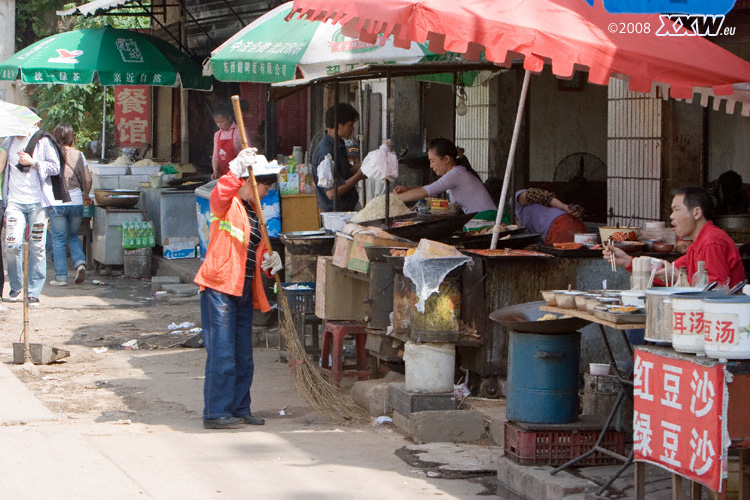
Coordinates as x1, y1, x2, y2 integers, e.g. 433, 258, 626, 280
237, 415, 265, 425
28, 297, 40, 306
4, 290, 22, 302
203, 417, 243, 429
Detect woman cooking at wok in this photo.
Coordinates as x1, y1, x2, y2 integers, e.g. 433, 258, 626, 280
394, 138, 497, 214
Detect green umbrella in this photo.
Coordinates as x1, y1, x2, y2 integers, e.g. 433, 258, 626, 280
0, 27, 211, 90
206, 2, 479, 85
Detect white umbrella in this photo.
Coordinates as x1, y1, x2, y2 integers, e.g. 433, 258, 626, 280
0, 100, 41, 138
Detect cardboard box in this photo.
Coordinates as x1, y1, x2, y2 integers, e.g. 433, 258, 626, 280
163, 237, 198, 259
279, 173, 300, 194
315, 256, 369, 320
347, 234, 415, 274
332, 233, 353, 268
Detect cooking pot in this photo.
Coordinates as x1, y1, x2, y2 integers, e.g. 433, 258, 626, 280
670, 291, 723, 354
713, 215, 750, 230
644, 287, 693, 342
703, 296, 750, 360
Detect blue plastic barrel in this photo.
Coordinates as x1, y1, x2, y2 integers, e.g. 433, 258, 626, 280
506, 331, 581, 424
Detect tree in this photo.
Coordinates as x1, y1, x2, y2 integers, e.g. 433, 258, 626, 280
16, 2, 150, 152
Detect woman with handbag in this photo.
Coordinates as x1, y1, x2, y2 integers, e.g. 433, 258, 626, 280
48, 123, 92, 286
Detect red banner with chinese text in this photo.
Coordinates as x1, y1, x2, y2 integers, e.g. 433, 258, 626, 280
633, 349, 727, 492
114, 85, 150, 147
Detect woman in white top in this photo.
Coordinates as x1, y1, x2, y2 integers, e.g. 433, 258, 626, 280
394, 138, 496, 214
49, 123, 92, 286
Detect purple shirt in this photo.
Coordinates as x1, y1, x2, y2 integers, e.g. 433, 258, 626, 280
514, 189, 566, 240
423, 165, 496, 213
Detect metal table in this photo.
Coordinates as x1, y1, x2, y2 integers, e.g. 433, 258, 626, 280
541, 305, 642, 495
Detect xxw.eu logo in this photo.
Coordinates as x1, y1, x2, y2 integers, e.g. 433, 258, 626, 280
655, 14, 733, 36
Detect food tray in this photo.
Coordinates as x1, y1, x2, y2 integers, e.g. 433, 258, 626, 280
593, 308, 646, 324
504, 421, 626, 466
463, 248, 552, 259
534, 244, 604, 258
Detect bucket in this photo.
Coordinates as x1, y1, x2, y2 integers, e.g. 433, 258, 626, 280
582, 373, 633, 431
670, 291, 723, 354
403, 341, 455, 393
507, 331, 580, 424
124, 247, 152, 279
703, 296, 750, 360
645, 287, 693, 342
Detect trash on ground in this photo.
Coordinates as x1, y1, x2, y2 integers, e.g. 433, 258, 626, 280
188, 327, 202, 333
454, 383, 471, 402
92, 280, 108, 286
373, 416, 393, 425
168, 321, 195, 330
122, 339, 139, 350
93, 347, 108, 354
170, 330, 184, 335
111, 419, 132, 425
42, 376, 62, 381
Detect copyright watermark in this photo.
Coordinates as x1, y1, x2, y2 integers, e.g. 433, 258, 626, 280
606, 15, 734, 36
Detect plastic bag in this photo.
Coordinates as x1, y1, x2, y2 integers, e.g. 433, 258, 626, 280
360, 142, 398, 182
403, 240, 471, 313
316, 153, 334, 188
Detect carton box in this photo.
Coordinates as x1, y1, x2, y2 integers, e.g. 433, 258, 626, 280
278, 173, 300, 194
315, 256, 369, 320
163, 237, 198, 259
332, 233, 353, 268
347, 233, 415, 274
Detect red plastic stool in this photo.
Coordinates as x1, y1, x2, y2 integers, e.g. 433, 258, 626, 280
320, 321, 371, 387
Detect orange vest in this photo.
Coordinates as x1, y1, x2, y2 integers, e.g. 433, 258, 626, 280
194, 173, 271, 312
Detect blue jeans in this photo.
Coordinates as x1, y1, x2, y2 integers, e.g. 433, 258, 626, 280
49, 205, 86, 281
4, 202, 48, 298
201, 279, 255, 420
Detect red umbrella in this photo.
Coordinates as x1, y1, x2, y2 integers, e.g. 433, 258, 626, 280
289, 0, 750, 98
289, 0, 750, 247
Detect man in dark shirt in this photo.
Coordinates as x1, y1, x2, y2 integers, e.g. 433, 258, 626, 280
311, 103, 364, 212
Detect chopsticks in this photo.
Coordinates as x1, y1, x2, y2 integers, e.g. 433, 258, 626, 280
609, 241, 616, 272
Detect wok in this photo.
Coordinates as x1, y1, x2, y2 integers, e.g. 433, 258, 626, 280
489, 301, 590, 334
363, 245, 412, 263
457, 232, 541, 249
94, 189, 141, 208
360, 212, 476, 242
279, 231, 335, 255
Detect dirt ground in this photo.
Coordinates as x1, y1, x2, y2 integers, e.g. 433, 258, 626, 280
0, 265, 501, 500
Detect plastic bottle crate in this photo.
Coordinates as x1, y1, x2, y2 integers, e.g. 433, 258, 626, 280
504, 421, 626, 466
281, 282, 316, 314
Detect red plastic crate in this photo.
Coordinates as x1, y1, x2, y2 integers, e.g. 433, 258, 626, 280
504, 421, 626, 466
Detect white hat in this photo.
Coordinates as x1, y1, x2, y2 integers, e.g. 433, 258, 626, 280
249, 154, 283, 177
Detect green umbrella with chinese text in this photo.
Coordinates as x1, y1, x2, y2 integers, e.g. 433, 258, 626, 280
0, 26, 211, 90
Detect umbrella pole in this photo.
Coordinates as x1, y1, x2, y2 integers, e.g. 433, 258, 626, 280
22, 241, 30, 364
332, 83, 339, 211
490, 69, 530, 250
101, 87, 107, 161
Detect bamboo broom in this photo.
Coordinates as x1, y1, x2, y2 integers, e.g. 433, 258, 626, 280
230, 96, 366, 423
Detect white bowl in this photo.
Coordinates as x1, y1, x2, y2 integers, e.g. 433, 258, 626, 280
590, 363, 611, 376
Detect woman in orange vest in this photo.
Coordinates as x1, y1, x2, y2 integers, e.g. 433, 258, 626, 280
211, 104, 243, 180
195, 149, 283, 429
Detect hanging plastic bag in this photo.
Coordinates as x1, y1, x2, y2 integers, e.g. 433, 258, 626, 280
360, 142, 398, 182
316, 153, 334, 188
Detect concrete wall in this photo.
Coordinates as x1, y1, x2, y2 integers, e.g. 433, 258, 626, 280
529, 71, 608, 182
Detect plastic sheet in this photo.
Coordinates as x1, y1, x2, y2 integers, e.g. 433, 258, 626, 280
316, 153, 333, 188
403, 240, 470, 313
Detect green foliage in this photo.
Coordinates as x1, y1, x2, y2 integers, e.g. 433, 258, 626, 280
19, 3, 151, 153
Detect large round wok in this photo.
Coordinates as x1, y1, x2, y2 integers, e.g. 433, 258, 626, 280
359, 212, 475, 242
489, 301, 590, 334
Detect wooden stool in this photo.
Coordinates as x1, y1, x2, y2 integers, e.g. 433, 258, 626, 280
320, 321, 371, 387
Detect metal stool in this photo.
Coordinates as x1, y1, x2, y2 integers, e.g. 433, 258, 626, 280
320, 321, 371, 387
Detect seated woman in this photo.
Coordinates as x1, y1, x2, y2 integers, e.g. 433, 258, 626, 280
394, 138, 496, 214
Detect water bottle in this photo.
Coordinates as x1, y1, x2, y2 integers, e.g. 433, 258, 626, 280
415, 199, 429, 215
122, 223, 131, 249
146, 222, 155, 247
135, 222, 143, 248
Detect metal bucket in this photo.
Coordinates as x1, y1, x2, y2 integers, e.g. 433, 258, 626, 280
644, 287, 693, 342
506, 330, 581, 424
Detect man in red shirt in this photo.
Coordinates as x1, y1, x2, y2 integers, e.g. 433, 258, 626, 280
606, 186, 745, 288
